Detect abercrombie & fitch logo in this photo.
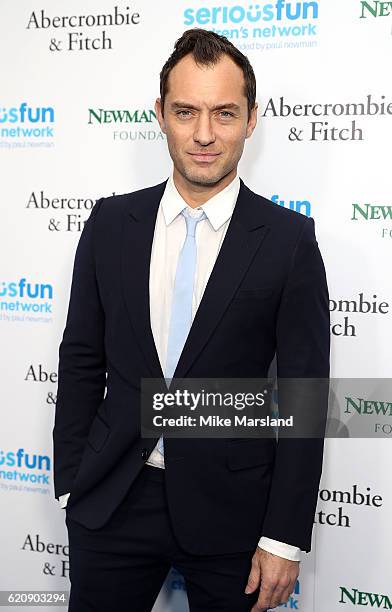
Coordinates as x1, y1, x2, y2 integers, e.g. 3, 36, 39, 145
26, 6, 141, 52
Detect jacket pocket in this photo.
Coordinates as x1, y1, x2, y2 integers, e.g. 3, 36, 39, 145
226, 439, 275, 470
232, 287, 275, 302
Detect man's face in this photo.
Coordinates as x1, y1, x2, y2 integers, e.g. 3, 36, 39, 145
155, 53, 257, 188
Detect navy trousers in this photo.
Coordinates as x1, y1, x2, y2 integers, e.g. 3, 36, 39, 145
65, 464, 260, 611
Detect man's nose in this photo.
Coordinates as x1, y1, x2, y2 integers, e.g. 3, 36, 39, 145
193, 114, 216, 146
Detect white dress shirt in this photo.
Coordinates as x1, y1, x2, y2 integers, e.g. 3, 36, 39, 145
59, 172, 301, 562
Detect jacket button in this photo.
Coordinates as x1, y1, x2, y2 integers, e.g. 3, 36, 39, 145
141, 448, 149, 460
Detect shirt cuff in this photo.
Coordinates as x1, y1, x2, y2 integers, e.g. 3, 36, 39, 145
258, 537, 302, 561
58, 493, 71, 509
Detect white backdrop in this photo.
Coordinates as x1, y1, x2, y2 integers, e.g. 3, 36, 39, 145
1, 1, 391, 610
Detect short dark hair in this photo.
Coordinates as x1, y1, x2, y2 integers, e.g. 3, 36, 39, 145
159, 28, 256, 120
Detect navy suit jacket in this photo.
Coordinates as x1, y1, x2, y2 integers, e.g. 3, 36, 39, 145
53, 177, 330, 554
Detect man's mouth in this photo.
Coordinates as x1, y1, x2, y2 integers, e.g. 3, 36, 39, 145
188, 152, 221, 162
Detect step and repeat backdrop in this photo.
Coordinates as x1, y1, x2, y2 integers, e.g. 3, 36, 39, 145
1, 1, 391, 610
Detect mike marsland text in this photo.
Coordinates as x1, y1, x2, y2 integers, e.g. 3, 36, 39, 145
152, 415, 294, 428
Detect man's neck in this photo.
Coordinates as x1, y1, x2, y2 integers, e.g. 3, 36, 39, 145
172, 168, 237, 208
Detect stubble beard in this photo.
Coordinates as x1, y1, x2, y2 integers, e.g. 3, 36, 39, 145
175, 154, 233, 188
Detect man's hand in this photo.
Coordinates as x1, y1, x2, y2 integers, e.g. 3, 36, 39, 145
245, 546, 299, 611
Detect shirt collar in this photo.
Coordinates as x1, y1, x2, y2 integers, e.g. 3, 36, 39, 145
161, 171, 240, 231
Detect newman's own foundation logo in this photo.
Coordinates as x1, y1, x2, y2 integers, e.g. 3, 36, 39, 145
88, 107, 164, 142
359, 1, 392, 18
340, 586, 392, 608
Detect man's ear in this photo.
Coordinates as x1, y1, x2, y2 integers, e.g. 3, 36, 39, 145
155, 97, 167, 134
245, 102, 258, 139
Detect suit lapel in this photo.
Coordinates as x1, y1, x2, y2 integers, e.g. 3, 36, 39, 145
121, 178, 270, 380
122, 181, 167, 379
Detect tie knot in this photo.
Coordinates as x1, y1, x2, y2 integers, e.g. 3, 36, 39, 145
181, 208, 206, 237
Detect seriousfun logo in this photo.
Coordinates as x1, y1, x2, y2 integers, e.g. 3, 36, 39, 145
184, 1, 319, 52
0, 103, 55, 149
339, 586, 392, 608
0, 278, 54, 324
0, 448, 51, 487
88, 107, 165, 142
271, 194, 311, 216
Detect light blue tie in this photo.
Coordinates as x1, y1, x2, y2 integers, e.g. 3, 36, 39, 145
156, 207, 206, 456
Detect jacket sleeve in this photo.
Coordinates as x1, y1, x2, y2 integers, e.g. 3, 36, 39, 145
261, 216, 330, 552
52, 198, 106, 499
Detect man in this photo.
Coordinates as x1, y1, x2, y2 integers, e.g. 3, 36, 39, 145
53, 28, 330, 612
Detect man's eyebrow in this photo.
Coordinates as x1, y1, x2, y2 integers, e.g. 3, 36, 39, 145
170, 101, 241, 112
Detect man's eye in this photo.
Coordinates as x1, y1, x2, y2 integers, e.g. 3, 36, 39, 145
176, 110, 234, 118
